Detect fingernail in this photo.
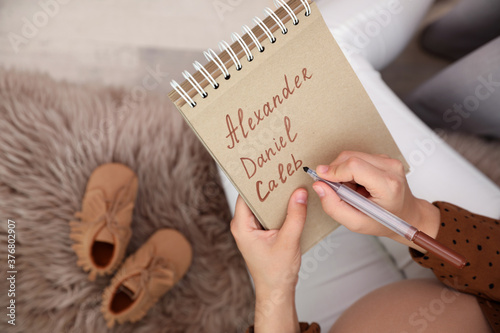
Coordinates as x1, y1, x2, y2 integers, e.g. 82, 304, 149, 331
313, 184, 325, 198
295, 190, 308, 204
317, 165, 329, 174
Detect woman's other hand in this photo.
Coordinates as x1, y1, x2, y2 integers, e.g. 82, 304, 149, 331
230, 189, 307, 333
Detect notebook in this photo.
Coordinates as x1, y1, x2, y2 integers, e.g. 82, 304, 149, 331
168, 0, 407, 253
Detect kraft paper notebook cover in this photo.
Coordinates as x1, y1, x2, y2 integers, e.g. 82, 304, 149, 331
168, 0, 408, 253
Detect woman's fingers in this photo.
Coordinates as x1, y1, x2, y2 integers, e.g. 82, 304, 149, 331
316, 155, 391, 199
277, 189, 308, 248
311, 151, 412, 237
312, 181, 368, 229
321, 151, 405, 176
232, 188, 308, 243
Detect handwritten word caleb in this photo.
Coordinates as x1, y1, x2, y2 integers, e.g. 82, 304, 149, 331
225, 67, 312, 149
256, 153, 303, 202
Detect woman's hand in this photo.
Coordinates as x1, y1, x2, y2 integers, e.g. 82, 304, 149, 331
230, 188, 308, 333
312, 151, 440, 247
231, 188, 308, 292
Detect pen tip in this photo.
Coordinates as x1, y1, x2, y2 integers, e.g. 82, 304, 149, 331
303, 167, 309, 172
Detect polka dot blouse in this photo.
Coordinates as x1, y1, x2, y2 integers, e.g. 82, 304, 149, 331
410, 201, 500, 332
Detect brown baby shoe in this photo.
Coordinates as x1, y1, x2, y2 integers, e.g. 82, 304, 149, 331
101, 229, 193, 328
70, 163, 138, 281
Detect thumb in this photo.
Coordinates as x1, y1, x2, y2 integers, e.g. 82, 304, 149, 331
278, 189, 308, 247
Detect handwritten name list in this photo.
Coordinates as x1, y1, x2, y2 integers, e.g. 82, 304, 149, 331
224, 67, 312, 202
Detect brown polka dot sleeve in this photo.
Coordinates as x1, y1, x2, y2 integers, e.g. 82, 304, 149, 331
410, 201, 500, 332
245, 322, 320, 333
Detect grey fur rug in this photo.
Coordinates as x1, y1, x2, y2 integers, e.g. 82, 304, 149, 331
0, 68, 254, 333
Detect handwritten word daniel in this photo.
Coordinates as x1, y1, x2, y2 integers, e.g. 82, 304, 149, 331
223, 67, 312, 202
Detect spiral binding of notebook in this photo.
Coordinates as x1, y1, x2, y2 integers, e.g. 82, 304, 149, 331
168, 0, 312, 108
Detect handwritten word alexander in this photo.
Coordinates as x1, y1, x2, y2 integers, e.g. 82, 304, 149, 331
225, 67, 312, 149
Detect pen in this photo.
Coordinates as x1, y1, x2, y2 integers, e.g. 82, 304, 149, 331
303, 167, 467, 269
